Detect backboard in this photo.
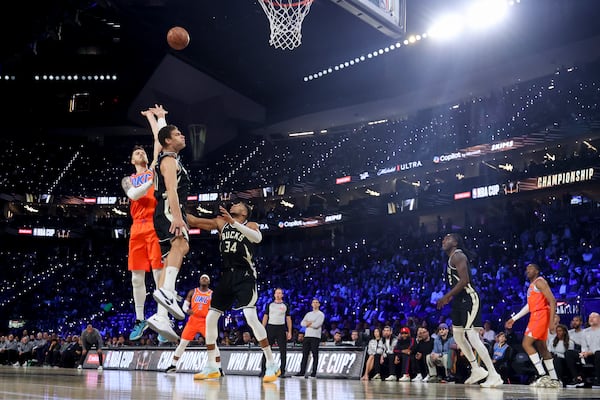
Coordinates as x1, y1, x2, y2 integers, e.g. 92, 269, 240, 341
332, 0, 406, 38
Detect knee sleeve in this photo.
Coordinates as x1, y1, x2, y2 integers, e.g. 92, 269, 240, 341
466, 328, 488, 355
131, 270, 145, 289
174, 339, 190, 359
205, 310, 221, 345
243, 307, 267, 341
452, 326, 470, 351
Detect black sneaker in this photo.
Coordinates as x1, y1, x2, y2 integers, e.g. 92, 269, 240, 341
164, 365, 177, 373
220, 368, 225, 377
566, 377, 585, 388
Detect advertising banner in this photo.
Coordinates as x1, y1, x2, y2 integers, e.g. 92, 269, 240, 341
83, 346, 366, 379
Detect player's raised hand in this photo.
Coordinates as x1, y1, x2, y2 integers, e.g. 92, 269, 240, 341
219, 206, 235, 224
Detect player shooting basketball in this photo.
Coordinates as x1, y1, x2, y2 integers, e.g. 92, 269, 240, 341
187, 202, 280, 382
122, 105, 179, 343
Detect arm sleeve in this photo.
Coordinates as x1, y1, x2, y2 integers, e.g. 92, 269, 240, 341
157, 117, 167, 129
126, 179, 153, 200
511, 304, 530, 322
231, 221, 262, 243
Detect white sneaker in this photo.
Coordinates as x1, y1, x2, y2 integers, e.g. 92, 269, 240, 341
480, 373, 503, 388
464, 367, 488, 384
422, 375, 430, 382
77, 365, 83, 370
372, 373, 381, 380
384, 375, 397, 381
531, 375, 551, 387
545, 379, 562, 389
153, 288, 185, 320
147, 313, 180, 342
399, 375, 411, 382
97, 366, 103, 372
412, 373, 423, 382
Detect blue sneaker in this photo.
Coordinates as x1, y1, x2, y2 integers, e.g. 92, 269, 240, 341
194, 365, 221, 380
129, 320, 149, 341
157, 334, 169, 343
263, 360, 281, 383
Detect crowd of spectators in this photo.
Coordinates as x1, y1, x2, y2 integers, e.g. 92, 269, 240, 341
2, 60, 600, 198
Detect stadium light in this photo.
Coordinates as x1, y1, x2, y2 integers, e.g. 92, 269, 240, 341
466, 0, 509, 30
427, 14, 465, 40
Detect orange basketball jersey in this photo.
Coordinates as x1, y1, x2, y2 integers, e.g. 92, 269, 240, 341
527, 277, 549, 312
190, 288, 212, 318
129, 170, 156, 221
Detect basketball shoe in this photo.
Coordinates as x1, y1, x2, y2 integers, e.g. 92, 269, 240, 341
153, 288, 185, 320
147, 314, 179, 342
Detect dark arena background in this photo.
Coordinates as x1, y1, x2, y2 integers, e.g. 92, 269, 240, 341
1, 0, 600, 398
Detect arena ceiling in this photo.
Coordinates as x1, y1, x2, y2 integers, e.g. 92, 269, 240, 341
2, 0, 600, 138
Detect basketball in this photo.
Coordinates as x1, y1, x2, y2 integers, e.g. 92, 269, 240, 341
167, 26, 190, 50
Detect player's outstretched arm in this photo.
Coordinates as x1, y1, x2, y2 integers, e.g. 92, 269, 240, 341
186, 214, 223, 231
141, 104, 167, 169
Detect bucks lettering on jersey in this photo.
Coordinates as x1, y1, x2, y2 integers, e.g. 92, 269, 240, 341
220, 222, 254, 269
446, 249, 477, 301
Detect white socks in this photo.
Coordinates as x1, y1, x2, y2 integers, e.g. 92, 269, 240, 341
529, 353, 546, 375
152, 268, 168, 317
163, 266, 179, 291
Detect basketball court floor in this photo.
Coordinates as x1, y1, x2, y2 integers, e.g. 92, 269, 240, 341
0, 366, 598, 400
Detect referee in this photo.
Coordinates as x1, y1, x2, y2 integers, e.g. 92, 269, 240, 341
260, 288, 292, 377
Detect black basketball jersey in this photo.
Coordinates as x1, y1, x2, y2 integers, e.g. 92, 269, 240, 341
446, 249, 478, 302
220, 222, 255, 269
154, 152, 190, 206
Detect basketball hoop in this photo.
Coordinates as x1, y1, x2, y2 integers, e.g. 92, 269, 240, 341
259, 0, 314, 50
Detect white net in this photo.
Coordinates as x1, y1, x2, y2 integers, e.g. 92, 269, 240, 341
259, 0, 314, 50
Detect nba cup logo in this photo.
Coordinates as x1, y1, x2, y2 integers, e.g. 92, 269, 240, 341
135, 350, 152, 370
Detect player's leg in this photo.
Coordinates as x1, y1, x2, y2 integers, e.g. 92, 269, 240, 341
451, 303, 487, 384
194, 309, 222, 380
237, 277, 280, 382
153, 236, 188, 320
128, 226, 151, 341
535, 340, 560, 385
151, 211, 188, 320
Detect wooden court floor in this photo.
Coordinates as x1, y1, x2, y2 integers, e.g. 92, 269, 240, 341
1, 366, 599, 400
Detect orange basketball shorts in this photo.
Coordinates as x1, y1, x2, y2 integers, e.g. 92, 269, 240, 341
181, 316, 206, 341
128, 220, 163, 271
525, 308, 550, 341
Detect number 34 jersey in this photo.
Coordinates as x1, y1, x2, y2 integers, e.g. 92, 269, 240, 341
219, 222, 256, 269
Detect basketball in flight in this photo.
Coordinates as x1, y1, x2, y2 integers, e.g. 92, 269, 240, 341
167, 26, 190, 50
